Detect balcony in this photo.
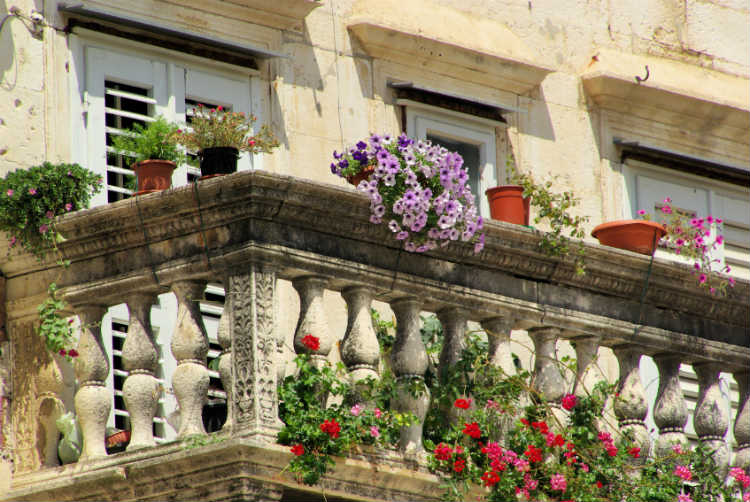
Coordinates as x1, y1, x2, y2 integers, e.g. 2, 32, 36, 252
2, 171, 748, 501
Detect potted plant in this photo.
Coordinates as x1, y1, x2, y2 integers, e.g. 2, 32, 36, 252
177, 105, 279, 178
330, 133, 485, 254
593, 197, 735, 294
489, 167, 589, 274
110, 116, 185, 195
0, 162, 102, 358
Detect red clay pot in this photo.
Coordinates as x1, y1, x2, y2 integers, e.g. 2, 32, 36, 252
346, 166, 375, 187
485, 185, 530, 225
133, 160, 176, 195
591, 220, 667, 255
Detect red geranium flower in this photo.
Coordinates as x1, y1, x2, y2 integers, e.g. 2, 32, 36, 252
524, 444, 543, 463
453, 458, 466, 472
68, 349, 79, 358
301, 334, 320, 351
454, 398, 471, 409
531, 421, 549, 434
290, 444, 304, 456
434, 443, 453, 461
628, 446, 641, 458
561, 393, 577, 411
463, 422, 482, 439
320, 419, 340, 438
482, 471, 500, 487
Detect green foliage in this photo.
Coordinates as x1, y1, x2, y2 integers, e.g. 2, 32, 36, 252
37, 283, 76, 358
0, 162, 102, 258
177, 106, 279, 154
509, 166, 589, 275
277, 353, 413, 485
183, 433, 226, 450
110, 116, 186, 165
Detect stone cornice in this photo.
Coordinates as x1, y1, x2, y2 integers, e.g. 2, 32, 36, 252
0, 171, 747, 364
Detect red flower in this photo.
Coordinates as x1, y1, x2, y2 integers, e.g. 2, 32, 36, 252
58, 349, 67, 356
320, 419, 340, 439
531, 421, 549, 434
524, 444, 543, 463
453, 458, 466, 472
290, 444, 304, 456
520, 418, 530, 426
301, 334, 320, 351
463, 422, 482, 439
561, 394, 577, 411
596, 481, 603, 489
628, 446, 641, 458
481, 471, 500, 487
606, 445, 618, 457
454, 398, 471, 409
68, 349, 79, 358
434, 443, 453, 461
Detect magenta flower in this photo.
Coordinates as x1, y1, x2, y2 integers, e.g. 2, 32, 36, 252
637, 209, 646, 215
28, 188, 37, 195
65, 203, 73, 211
674, 465, 693, 481
561, 394, 577, 411
678, 494, 693, 502
672, 444, 684, 454
39, 224, 49, 234
550, 473, 567, 491
350, 404, 364, 416
369, 425, 380, 438
5, 189, 13, 196
699, 273, 707, 284
374, 408, 382, 419
45, 210, 54, 219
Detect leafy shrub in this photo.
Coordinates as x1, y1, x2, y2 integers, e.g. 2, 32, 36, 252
110, 116, 186, 165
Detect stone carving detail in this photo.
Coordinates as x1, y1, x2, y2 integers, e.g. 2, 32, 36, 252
613, 346, 651, 463
341, 286, 380, 388
693, 363, 729, 478
228, 265, 281, 436
482, 317, 517, 377
217, 275, 233, 431
170, 281, 209, 437
292, 277, 332, 368
74, 306, 111, 460
390, 298, 429, 454
122, 293, 160, 450
652, 354, 688, 457
733, 371, 749, 475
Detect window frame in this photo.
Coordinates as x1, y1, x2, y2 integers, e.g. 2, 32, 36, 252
402, 101, 505, 218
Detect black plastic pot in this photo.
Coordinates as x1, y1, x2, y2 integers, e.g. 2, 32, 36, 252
199, 147, 239, 178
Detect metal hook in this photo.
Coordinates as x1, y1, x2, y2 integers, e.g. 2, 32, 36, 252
635, 65, 650, 84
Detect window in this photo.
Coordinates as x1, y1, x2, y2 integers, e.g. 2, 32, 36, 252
623, 159, 750, 280
72, 39, 261, 206
403, 104, 503, 218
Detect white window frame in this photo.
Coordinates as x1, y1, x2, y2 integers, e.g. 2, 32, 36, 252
402, 101, 503, 218
68, 29, 265, 207
622, 159, 750, 279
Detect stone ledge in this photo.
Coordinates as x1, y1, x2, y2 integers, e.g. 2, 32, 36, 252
3, 436, 444, 502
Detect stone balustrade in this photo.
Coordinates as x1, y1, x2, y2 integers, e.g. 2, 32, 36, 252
1, 171, 748, 501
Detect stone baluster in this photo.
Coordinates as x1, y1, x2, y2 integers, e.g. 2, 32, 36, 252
170, 281, 209, 437
122, 293, 160, 450
733, 371, 749, 475
652, 354, 688, 457
226, 264, 282, 437
340, 286, 380, 392
437, 307, 467, 380
390, 298, 429, 455
217, 275, 233, 431
613, 346, 651, 463
572, 336, 601, 398
693, 362, 729, 477
482, 317, 517, 377
74, 305, 110, 460
293, 277, 332, 367
529, 327, 566, 427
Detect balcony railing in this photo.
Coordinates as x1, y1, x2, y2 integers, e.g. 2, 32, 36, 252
2, 171, 748, 501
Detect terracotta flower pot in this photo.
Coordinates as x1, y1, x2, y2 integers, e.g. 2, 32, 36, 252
199, 147, 239, 178
591, 220, 667, 255
133, 160, 176, 195
485, 185, 530, 225
105, 429, 131, 454
346, 165, 375, 187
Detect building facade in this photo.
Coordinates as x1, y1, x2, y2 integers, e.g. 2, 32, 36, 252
0, 0, 748, 500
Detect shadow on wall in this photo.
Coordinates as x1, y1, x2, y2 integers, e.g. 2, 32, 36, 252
0, 0, 17, 92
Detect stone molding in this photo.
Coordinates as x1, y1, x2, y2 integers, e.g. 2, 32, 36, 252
0, 170, 747, 366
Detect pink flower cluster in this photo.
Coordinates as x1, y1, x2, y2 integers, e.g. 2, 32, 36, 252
730, 467, 750, 489
598, 431, 618, 457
